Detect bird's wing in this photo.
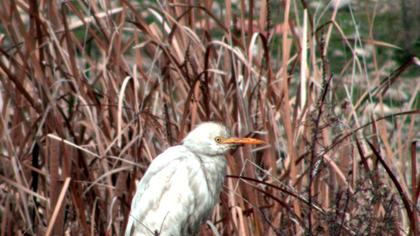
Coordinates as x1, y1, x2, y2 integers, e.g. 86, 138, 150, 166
125, 145, 201, 236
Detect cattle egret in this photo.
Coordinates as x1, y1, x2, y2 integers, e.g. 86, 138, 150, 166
125, 122, 264, 236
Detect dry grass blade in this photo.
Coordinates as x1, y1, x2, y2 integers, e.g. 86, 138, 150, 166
410, 140, 418, 235
45, 177, 71, 236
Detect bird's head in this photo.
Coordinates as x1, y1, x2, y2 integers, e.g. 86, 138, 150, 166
181, 122, 264, 156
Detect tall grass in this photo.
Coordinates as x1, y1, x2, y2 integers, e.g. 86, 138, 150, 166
0, 0, 418, 235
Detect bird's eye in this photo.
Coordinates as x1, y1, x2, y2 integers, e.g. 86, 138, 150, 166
214, 136, 222, 143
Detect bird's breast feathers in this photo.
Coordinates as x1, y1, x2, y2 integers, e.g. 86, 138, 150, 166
126, 145, 227, 236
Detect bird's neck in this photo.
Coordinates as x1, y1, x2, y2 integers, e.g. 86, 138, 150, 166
191, 151, 227, 171
193, 152, 227, 199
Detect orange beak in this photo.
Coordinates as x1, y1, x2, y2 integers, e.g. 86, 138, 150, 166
220, 137, 265, 145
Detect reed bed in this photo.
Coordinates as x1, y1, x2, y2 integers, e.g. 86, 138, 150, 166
0, 0, 418, 235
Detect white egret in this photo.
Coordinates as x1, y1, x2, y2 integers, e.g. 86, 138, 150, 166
125, 122, 264, 236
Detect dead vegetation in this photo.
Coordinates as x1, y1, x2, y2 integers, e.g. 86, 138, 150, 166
0, 0, 419, 235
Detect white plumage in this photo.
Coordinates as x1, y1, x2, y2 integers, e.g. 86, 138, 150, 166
125, 122, 263, 236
